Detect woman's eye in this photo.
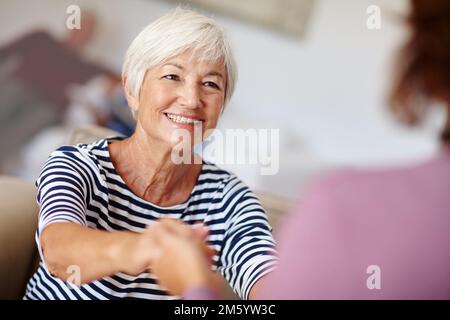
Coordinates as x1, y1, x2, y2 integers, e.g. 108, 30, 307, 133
204, 81, 220, 90
163, 74, 180, 81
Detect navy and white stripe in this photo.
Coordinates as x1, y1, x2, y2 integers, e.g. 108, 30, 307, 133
24, 137, 277, 300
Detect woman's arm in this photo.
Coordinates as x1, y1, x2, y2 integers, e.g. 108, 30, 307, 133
248, 277, 267, 299
35, 148, 161, 284
41, 222, 156, 284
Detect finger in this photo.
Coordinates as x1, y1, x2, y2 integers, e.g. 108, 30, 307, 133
159, 218, 193, 238
192, 223, 209, 240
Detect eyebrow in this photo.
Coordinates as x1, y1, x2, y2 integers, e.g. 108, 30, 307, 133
205, 71, 224, 79
163, 63, 224, 79
164, 62, 184, 70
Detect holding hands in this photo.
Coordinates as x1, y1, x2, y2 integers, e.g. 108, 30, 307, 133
126, 219, 218, 296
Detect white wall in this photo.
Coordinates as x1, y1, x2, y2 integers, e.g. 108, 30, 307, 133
0, 0, 445, 198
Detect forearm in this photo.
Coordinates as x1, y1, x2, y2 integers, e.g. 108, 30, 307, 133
41, 222, 139, 284
248, 276, 267, 300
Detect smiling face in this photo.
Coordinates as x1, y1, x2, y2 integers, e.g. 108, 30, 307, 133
125, 52, 226, 148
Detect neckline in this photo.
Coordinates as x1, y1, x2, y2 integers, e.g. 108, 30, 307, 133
103, 136, 205, 210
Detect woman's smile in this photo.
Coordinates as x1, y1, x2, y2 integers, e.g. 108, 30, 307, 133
163, 112, 204, 130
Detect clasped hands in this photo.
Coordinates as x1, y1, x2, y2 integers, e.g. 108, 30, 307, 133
121, 218, 217, 296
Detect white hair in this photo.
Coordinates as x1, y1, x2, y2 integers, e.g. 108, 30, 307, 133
122, 8, 237, 114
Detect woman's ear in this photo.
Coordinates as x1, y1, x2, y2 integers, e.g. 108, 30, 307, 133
122, 76, 139, 114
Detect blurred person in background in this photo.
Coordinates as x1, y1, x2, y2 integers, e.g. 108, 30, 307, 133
16, 74, 135, 181
147, 0, 450, 299
0, 9, 119, 174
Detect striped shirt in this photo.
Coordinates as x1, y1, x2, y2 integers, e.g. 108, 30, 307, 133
24, 137, 278, 300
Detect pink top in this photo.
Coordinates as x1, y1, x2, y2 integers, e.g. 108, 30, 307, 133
186, 151, 450, 299
260, 151, 450, 299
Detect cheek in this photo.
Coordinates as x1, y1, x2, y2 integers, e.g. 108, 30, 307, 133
205, 95, 223, 120
141, 85, 174, 114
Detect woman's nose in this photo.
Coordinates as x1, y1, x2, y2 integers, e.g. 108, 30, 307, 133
179, 83, 200, 109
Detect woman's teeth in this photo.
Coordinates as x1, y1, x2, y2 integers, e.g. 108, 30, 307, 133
166, 113, 202, 125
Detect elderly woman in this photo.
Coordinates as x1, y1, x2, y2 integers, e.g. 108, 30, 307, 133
24, 8, 277, 300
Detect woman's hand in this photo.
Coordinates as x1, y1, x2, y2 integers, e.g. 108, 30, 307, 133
148, 218, 217, 296
116, 227, 159, 277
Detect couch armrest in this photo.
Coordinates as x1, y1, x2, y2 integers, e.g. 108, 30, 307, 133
0, 176, 39, 299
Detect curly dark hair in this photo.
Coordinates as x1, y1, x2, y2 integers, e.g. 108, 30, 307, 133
389, 0, 450, 141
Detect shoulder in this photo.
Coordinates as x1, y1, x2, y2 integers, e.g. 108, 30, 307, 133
46, 138, 108, 166
26, 30, 54, 41
37, 138, 113, 185
303, 158, 440, 202
17, 30, 57, 47
290, 162, 436, 227
1, 29, 55, 53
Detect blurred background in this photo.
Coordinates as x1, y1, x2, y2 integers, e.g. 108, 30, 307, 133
0, 0, 446, 200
